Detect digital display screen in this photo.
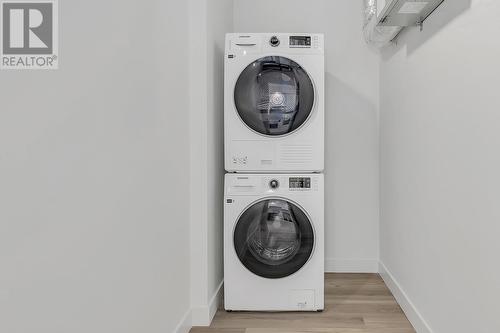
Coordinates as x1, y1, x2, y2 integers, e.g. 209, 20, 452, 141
289, 177, 311, 189
289, 36, 311, 47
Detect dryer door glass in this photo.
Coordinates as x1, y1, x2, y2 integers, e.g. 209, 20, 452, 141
234, 56, 315, 136
233, 198, 314, 279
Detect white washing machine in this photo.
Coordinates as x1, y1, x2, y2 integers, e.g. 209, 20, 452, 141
224, 173, 324, 311
225, 33, 325, 173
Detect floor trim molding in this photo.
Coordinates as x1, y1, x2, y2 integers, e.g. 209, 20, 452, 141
191, 280, 224, 326
325, 259, 378, 273
208, 280, 224, 323
379, 262, 434, 333
173, 308, 191, 333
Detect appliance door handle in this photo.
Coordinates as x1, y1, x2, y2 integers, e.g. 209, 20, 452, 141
235, 43, 257, 46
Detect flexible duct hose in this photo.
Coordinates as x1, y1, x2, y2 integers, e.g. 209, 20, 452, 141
363, 0, 377, 28
363, 0, 402, 47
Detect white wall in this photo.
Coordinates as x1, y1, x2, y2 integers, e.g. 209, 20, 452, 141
0, 1, 192, 333
380, 1, 500, 332
206, 0, 233, 306
189, 0, 233, 326
233, 0, 380, 272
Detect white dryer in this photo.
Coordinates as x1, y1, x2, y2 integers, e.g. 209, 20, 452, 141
224, 173, 324, 311
225, 33, 325, 173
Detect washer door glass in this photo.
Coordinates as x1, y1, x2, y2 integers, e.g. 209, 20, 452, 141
234, 198, 314, 279
234, 56, 315, 136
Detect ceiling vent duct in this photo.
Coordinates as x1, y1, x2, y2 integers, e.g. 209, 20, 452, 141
363, 0, 402, 47
364, 0, 445, 47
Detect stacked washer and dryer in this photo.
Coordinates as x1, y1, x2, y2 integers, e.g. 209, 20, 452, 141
224, 33, 325, 312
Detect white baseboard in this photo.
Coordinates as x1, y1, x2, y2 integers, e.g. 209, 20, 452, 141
191, 280, 224, 326
208, 280, 224, 323
173, 308, 192, 333
325, 259, 378, 273
379, 262, 433, 333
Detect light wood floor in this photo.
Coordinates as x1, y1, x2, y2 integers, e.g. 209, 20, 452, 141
190, 273, 415, 333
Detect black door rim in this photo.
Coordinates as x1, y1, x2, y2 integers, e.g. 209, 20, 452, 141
233, 56, 317, 138
233, 197, 316, 279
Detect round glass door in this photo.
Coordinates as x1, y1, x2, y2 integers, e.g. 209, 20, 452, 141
233, 198, 314, 279
234, 56, 315, 136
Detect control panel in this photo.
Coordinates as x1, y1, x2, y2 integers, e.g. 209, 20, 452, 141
289, 177, 311, 189
226, 175, 320, 196
227, 34, 323, 57
263, 176, 317, 192
268, 35, 318, 49
289, 36, 311, 48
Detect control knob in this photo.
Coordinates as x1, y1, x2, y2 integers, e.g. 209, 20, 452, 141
269, 36, 280, 47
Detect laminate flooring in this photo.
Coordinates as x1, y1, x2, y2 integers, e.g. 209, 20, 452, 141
190, 273, 415, 333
